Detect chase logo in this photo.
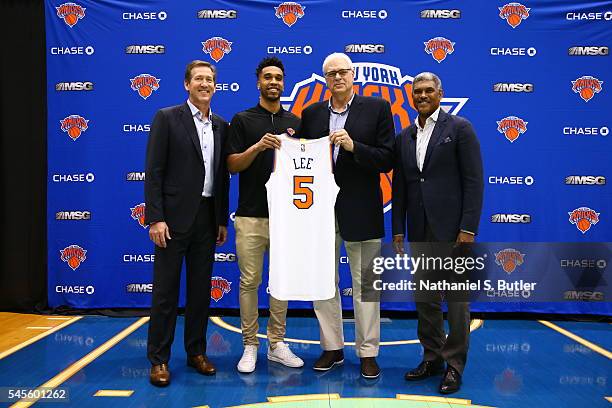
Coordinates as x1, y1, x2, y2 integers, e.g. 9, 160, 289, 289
50, 46, 94, 55
341, 10, 388, 19
122, 11, 167, 20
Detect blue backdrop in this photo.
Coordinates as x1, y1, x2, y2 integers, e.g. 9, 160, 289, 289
46, 0, 611, 315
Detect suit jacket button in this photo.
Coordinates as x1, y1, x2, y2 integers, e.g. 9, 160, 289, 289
420, 178, 425, 182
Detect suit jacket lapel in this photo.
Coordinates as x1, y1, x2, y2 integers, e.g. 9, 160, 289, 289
342, 94, 363, 134
179, 103, 204, 165
212, 114, 221, 172
407, 126, 418, 172
422, 109, 448, 172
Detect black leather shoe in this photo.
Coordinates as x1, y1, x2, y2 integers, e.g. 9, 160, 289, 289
439, 365, 462, 394
360, 357, 380, 379
313, 350, 344, 371
404, 360, 444, 381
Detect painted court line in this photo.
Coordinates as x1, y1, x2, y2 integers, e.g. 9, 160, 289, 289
268, 393, 340, 402
10, 317, 149, 408
211, 316, 483, 346
397, 394, 472, 404
93, 390, 134, 397
538, 320, 612, 360
0, 316, 83, 360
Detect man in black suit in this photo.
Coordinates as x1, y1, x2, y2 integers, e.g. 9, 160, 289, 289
299, 52, 395, 379
145, 60, 229, 387
392, 72, 483, 394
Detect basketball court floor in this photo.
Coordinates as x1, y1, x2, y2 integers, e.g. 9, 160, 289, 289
0, 313, 609, 407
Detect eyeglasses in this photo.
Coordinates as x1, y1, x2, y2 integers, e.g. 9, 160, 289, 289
324, 69, 353, 79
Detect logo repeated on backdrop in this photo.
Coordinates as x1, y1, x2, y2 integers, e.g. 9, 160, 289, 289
494, 248, 525, 274
345, 44, 385, 54
56, 211, 91, 220
275, 2, 305, 27
498, 3, 530, 28
571, 76, 603, 102
130, 74, 160, 100
568, 46, 609, 56
563, 126, 609, 136
130, 203, 147, 228
125, 45, 165, 54
568, 207, 600, 233
281, 62, 468, 213
60, 245, 87, 270
341, 10, 388, 19
56, 81, 93, 91
122, 11, 167, 20
60, 115, 89, 141
420, 9, 461, 19
210, 277, 232, 301
491, 214, 532, 223
50, 46, 94, 55
126, 172, 145, 181
497, 116, 528, 142
565, 11, 612, 21
493, 83, 534, 92
202, 37, 232, 62
267, 44, 312, 54
424, 37, 455, 63
565, 176, 606, 185
56, 2, 86, 27
488, 175, 535, 185
197, 9, 237, 19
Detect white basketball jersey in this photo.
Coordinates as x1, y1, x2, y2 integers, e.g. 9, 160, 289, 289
266, 134, 339, 301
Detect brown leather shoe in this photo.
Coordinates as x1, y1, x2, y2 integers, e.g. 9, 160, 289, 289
187, 354, 216, 376
150, 364, 170, 387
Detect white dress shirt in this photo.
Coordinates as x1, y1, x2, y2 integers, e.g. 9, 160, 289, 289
415, 106, 441, 172
328, 93, 355, 163
187, 99, 215, 197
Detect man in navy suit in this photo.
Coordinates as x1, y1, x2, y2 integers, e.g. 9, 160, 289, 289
392, 72, 483, 394
145, 60, 230, 386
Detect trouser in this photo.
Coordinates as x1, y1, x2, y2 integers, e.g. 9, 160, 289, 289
147, 198, 216, 365
235, 216, 287, 346
314, 219, 381, 358
414, 221, 470, 374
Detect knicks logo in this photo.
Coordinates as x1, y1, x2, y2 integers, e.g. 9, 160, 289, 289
130, 74, 160, 100
210, 276, 231, 301
130, 203, 147, 228
207, 331, 231, 355
60, 245, 87, 270
499, 3, 530, 28
494, 248, 525, 274
202, 37, 232, 62
572, 76, 603, 102
568, 207, 600, 233
56, 2, 86, 27
280, 62, 468, 213
424, 37, 455, 63
496, 116, 527, 142
60, 115, 89, 140
275, 2, 305, 27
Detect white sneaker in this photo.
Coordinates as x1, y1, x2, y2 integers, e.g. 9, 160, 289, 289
237, 345, 258, 373
267, 342, 304, 368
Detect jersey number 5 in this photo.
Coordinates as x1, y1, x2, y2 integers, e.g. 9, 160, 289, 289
293, 176, 314, 209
